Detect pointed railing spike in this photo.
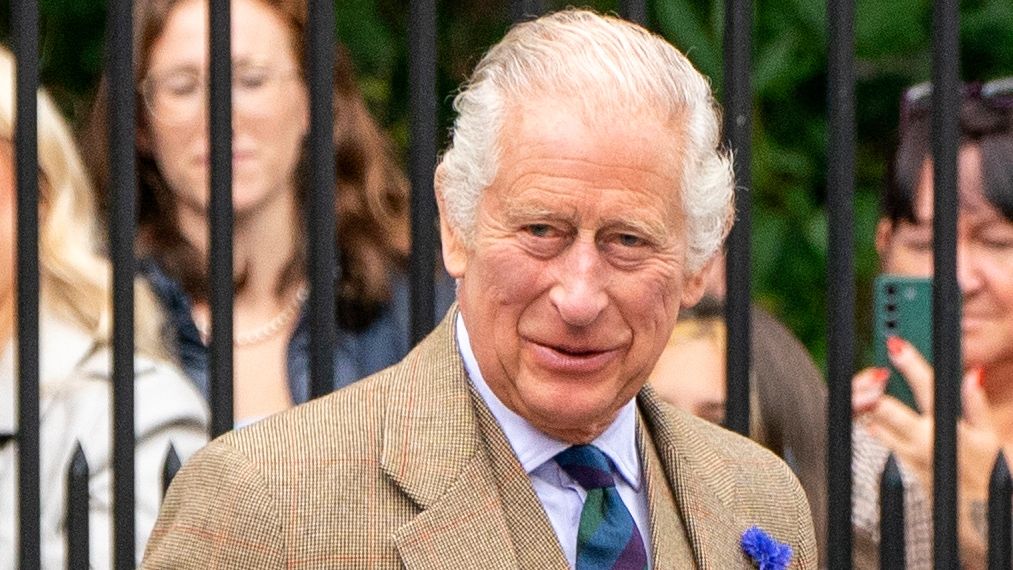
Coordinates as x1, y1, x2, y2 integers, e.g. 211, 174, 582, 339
66, 443, 90, 569
988, 451, 1012, 570
880, 454, 906, 569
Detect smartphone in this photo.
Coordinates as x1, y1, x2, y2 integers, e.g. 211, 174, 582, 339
873, 275, 933, 411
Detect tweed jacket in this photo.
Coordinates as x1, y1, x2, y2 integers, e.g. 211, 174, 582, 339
143, 309, 817, 569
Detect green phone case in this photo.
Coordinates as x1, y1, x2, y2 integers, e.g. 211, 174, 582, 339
873, 275, 933, 412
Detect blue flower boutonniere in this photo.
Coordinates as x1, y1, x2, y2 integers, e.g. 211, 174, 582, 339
741, 526, 793, 570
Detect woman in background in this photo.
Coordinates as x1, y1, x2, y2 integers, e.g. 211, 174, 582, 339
852, 79, 1013, 568
0, 46, 207, 568
647, 296, 830, 565
81, 0, 417, 426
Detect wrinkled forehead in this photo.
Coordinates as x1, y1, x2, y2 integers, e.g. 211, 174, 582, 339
500, 95, 687, 170
493, 98, 687, 212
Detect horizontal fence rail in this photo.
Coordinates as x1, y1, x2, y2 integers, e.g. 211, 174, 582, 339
8, 1, 1009, 569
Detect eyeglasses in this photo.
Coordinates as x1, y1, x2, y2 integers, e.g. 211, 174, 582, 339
899, 76, 1013, 133
140, 63, 301, 125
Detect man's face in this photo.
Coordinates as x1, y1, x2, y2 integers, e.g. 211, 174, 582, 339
440, 99, 708, 443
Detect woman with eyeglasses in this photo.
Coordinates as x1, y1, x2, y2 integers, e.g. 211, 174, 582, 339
852, 79, 1013, 568
0, 45, 207, 568
80, 0, 417, 427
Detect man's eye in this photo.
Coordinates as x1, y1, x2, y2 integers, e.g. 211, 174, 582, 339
616, 233, 646, 247
526, 224, 554, 237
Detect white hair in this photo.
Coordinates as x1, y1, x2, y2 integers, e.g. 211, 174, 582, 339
0, 46, 167, 362
437, 8, 735, 271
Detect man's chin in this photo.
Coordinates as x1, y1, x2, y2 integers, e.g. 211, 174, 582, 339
522, 397, 626, 444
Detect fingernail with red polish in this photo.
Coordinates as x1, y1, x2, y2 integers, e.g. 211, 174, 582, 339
887, 336, 904, 357
873, 368, 890, 383
975, 367, 986, 388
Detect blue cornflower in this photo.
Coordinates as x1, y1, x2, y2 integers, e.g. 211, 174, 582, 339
741, 526, 793, 570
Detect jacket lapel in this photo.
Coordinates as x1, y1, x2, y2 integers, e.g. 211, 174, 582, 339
638, 387, 754, 569
638, 417, 697, 568
382, 308, 520, 569
470, 386, 570, 570
392, 453, 521, 569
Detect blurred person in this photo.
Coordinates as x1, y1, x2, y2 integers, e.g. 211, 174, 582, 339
648, 296, 830, 566
648, 298, 727, 424
0, 46, 207, 568
852, 78, 1013, 568
80, 0, 417, 426
143, 9, 816, 568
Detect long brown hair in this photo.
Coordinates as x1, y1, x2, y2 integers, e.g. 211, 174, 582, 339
79, 0, 410, 330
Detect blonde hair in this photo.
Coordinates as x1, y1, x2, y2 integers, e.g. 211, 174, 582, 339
668, 314, 726, 348
0, 46, 166, 362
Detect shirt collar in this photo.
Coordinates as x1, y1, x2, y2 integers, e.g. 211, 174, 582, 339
455, 313, 641, 490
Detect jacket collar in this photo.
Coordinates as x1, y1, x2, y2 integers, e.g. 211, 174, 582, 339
379, 307, 523, 568
379, 306, 480, 507
638, 386, 755, 568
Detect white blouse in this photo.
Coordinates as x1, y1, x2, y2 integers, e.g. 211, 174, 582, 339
0, 315, 208, 569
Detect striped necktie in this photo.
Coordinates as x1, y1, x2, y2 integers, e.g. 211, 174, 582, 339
555, 445, 648, 570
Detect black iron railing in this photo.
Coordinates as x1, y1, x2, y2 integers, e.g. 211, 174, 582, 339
8, 0, 1001, 568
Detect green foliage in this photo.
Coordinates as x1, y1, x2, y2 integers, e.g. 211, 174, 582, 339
654, 0, 1013, 371
3, 0, 1011, 372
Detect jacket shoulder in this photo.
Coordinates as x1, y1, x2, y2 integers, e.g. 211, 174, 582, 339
642, 393, 818, 568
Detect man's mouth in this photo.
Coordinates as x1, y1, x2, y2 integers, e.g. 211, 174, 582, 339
526, 340, 621, 375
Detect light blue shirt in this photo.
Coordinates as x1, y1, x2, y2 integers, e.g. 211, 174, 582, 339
455, 314, 653, 569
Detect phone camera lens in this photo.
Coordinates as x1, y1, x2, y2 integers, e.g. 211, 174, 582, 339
886, 304, 897, 313
886, 320, 897, 329
886, 285, 897, 295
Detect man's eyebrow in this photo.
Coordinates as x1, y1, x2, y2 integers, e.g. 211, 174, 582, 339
502, 202, 575, 222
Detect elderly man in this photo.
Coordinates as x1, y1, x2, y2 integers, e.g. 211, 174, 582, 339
143, 9, 816, 569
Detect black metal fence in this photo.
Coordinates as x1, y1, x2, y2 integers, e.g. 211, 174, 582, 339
7, 0, 1005, 568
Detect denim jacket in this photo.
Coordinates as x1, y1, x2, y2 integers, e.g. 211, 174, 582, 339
140, 259, 444, 405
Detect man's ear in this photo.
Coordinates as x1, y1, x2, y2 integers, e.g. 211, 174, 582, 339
680, 255, 718, 309
435, 164, 469, 279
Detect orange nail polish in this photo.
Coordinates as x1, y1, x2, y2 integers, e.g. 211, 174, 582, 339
887, 336, 904, 356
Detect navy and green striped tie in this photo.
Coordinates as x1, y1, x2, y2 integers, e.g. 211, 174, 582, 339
555, 445, 648, 570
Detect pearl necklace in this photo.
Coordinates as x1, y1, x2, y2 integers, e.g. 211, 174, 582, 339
195, 284, 309, 347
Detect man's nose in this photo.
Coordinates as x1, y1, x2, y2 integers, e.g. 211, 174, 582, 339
548, 240, 608, 327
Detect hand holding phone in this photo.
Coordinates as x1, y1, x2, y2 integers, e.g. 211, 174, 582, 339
873, 274, 933, 411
